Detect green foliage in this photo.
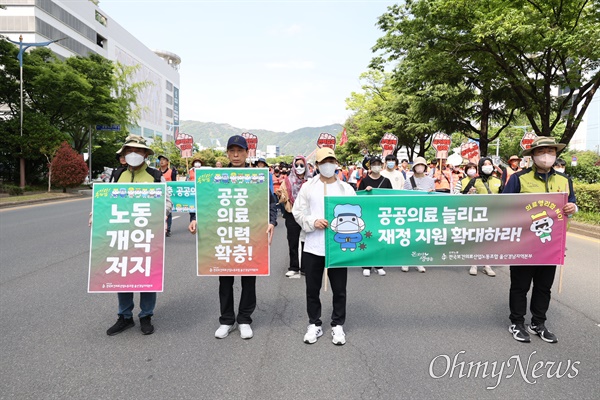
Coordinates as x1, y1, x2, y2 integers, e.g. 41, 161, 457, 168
572, 211, 600, 226
50, 142, 88, 192
573, 183, 600, 214
0, 184, 24, 196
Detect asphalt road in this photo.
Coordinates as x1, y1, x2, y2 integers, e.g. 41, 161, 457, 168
0, 199, 598, 400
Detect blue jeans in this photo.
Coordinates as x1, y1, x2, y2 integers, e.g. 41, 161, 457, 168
117, 292, 157, 318
166, 212, 172, 232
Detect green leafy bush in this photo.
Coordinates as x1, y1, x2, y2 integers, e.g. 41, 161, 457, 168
573, 183, 600, 213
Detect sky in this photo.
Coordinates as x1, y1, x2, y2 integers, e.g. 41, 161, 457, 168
98, 0, 399, 132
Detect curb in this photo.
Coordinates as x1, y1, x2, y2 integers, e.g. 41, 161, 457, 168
0, 193, 86, 209
569, 221, 600, 239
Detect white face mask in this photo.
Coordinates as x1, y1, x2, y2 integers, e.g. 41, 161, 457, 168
466, 169, 477, 177
125, 152, 145, 167
534, 153, 557, 170
371, 165, 382, 174
554, 167, 565, 174
414, 165, 425, 174
481, 165, 494, 175
386, 162, 396, 170
194, 162, 201, 168
295, 166, 305, 175
318, 162, 336, 178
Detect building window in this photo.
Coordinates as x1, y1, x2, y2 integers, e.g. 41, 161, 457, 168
95, 11, 107, 27
0, 16, 35, 31
166, 108, 173, 118
166, 81, 173, 92
166, 94, 173, 105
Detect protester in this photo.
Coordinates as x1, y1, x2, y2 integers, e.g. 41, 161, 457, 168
380, 153, 406, 190
358, 155, 392, 277
402, 156, 434, 273
276, 155, 312, 278
347, 165, 358, 190
215, 161, 223, 168
292, 147, 356, 345
97, 134, 172, 336
454, 162, 478, 194
109, 153, 128, 182
553, 158, 567, 174
504, 155, 522, 184
272, 165, 285, 215
400, 158, 411, 179
158, 155, 177, 237
188, 135, 277, 340
503, 137, 577, 343
461, 157, 503, 277
433, 159, 452, 193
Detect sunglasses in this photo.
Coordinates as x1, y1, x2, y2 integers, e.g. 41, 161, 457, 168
294, 163, 305, 168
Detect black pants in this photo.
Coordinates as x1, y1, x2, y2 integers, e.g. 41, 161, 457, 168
509, 265, 556, 325
219, 276, 256, 325
283, 211, 302, 272
302, 251, 347, 327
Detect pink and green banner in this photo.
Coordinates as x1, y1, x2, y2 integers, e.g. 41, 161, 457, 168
195, 168, 271, 276
88, 183, 166, 292
167, 181, 196, 212
325, 193, 568, 268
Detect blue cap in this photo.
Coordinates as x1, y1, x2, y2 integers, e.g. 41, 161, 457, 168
227, 135, 248, 150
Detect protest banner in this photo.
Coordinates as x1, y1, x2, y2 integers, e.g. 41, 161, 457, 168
175, 132, 194, 158
325, 192, 567, 268
242, 132, 258, 158
317, 132, 336, 150
460, 142, 480, 163
167, 181, 195, 212
195, 168, 271, 276
380, 133, 399, 158
431, 132, 451, 159
520, 132, 538, 150
88, 183, 166, 293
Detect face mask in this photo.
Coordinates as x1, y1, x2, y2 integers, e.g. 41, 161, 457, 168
466, 169, 477, 177
318, 162, 336, 178
386, 162, 396, 170
193, 162, 201, 168
295, 166, 305, 175
371, 165, 382, 174
533, 154, 556, 170
125, 152, 145, 167
554, 167, 565, 174
414, 165, 425, 174
481, 165, 494, 175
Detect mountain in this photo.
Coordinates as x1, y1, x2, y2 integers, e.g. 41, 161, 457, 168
179, 121, 343, 157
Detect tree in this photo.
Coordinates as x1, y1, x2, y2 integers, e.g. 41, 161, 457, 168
371, 0, 600, 148
50, 141, 88, 192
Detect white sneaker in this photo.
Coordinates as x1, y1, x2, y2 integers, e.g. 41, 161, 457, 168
285, 270, 298, 277
331, 325, 346, 345
483, 265, 496, 277
417, 266, 426, 273
239, 324, 253, 339
215, 324, 236, 339
469, 266, 478, 276
401, 266, 409, 272
303, 324, 323, 344
363, 269, 371, 277
376, 268, 386, 276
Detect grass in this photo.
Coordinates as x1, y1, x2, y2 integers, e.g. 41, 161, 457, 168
0, 190, 83, 205
573, 211, 600, 226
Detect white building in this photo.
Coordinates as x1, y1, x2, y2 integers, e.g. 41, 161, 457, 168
266, 145, 279, 159
570, 94, 600, 153
0, 0, 181, 142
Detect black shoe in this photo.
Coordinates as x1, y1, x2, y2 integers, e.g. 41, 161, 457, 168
527, 323, 557, 343
107, 315, 134, 336
509, 323, 531, 343
140, 316, 155, 335
166, 231, 171, 237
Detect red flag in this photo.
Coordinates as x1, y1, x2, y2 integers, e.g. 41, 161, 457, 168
339, 128, 348, 146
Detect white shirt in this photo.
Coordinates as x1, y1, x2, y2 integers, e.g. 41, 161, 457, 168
380, 168, 406, 190
292, 175, 356, 256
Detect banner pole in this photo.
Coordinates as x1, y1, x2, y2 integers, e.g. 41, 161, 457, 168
558, 264, 564, 294
323, 267, 329, 292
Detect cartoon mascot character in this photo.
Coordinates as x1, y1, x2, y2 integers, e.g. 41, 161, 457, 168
530, 210, 554, 243
330, 204, 366, 251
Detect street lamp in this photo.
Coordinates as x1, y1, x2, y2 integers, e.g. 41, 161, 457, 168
6, 35, 64, 188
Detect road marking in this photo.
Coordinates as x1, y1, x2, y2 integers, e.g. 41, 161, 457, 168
0, 197, 89, 211
567, 232, 600, 243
